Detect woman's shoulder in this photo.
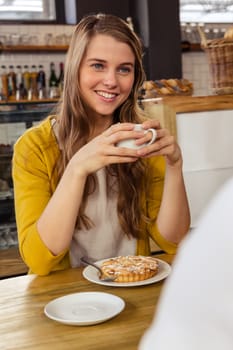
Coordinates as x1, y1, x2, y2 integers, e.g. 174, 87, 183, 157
14, 115, 58, 152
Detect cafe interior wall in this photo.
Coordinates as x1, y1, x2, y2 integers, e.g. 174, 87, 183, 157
0, 20, 212, 149
0, 23, 211, 97
0, 0, 214, 146
0, 0, 213, 96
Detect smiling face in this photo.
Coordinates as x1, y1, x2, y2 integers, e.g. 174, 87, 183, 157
79, 34, 135, 122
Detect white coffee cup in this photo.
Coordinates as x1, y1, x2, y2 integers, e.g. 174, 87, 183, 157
116, 124, 157, 149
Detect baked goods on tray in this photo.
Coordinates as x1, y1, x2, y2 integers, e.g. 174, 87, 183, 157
100, 255, 159, 282
138, 78, 193, 98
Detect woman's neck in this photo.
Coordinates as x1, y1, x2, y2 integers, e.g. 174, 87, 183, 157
91, 115, 114, 139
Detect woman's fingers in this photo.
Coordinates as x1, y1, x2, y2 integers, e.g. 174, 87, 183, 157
135, 128, 182, 165
141, 119, 161, 130
103, 123, 134, 137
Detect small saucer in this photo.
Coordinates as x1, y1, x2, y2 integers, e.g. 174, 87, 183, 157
44, 291, 125, 326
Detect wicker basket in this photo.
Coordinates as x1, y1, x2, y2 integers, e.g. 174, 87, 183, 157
199, 27, 233, 95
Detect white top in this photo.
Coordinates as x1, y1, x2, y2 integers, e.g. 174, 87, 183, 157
70, 168, 136, 267
139, 176, 233, 350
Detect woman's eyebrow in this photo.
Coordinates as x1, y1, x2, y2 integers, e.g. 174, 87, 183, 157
86, 58, 106, 63
119, 62, 134, 67
86, 58, 134, 66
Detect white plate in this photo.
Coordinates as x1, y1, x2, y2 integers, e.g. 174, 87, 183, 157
82, 258, 171, 287
44, 292, 125, 326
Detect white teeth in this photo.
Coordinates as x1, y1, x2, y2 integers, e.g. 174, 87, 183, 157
97, 91, 116, 99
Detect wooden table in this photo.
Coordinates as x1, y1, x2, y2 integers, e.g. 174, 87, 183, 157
0, 254, 174, 350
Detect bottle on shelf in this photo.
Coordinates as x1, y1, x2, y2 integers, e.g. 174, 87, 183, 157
57, 62, 64, 95
49, 62, 59, 99
37, 64, 46, 99
7, 65, 16, 100
22, 65, 30, 99
15, 65, 25, 100
28, 65, 38, 100
0, 65, 9, 100
49, 62, 58, 93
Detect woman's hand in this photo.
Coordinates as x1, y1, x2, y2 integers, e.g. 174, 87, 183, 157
135, 120, 182, 168
69, 123, 144, 176
69, 120, 182, 177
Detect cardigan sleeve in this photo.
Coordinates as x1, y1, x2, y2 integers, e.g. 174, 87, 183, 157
141, 156, 178, 254
12, 122, 70, 275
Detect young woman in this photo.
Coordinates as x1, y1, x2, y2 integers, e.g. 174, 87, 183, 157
12, 14, 190, 275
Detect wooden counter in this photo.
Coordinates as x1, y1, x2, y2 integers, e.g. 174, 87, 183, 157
142, 94, 233, 114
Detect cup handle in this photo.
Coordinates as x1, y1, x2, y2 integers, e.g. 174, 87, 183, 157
144, 128, 157, 145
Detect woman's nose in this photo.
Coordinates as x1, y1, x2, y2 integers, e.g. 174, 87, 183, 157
102, 70, 117, 88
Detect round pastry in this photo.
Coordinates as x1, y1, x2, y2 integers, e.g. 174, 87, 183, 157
100, 255, 159, 282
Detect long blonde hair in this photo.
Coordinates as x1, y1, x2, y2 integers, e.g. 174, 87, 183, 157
56, 13, 148, 238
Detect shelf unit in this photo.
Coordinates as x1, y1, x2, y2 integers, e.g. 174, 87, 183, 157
0, 100, 57, 277
0, 99, 58, 126
0, 44, 69, 53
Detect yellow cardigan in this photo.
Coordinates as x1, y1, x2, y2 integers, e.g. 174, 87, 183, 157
12, 116, 177, 275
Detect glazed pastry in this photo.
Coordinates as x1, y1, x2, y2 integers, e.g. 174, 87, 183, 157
100, 255, 159, 282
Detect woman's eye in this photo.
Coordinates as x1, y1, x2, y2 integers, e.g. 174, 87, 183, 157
118, 66, 131, 74
91, 63, 104, 70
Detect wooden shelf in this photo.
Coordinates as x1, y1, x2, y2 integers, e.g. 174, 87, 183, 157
181, 42, 202, 52
0, 98, 59, 105
0, 44, 68, 53
0, 43, 202, 54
